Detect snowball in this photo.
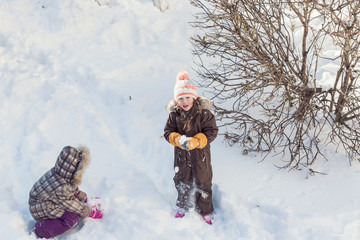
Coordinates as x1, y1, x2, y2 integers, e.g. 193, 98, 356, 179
179, 135, 191, 148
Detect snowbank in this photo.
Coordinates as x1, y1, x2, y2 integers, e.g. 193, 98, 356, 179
1, 0, 360, 239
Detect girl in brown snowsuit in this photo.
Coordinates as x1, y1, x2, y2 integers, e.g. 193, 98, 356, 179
164, 71, 218, 225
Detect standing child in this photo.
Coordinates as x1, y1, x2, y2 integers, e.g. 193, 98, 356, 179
164, 71, 218, 225
29, 146, 103, 239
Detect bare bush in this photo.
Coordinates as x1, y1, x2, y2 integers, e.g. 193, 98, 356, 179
190, 0, 360, 169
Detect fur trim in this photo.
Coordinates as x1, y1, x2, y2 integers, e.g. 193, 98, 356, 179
166, 99, 178, 112
198, 97, 213, 110
73, 146, 90, 186
166, 97, 213, 113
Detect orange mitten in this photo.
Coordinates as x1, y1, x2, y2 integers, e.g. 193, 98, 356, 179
168, 132, 184, 149
193, 133, 207, 149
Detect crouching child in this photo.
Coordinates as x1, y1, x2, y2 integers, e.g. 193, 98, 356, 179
29, 146, 102, 239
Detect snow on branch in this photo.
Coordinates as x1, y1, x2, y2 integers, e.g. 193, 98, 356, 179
153, 0, 169, 12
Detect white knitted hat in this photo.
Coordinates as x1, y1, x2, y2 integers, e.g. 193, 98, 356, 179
174, 71, 198, 101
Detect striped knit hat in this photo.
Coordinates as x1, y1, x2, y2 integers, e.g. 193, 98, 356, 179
174, 71, 198, 101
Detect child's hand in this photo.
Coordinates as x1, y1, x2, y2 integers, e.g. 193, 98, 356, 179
78, 191, 87, 201
168, 132, 185, 149
169, 132, 207, 150
193, 133, 208, 149
185, 134, 208, 150
74, 191, 87, 201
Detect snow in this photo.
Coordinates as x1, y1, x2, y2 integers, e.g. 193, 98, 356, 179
153, 0, 169, 12
1, 0, 360, 239
179, 135, 192, 150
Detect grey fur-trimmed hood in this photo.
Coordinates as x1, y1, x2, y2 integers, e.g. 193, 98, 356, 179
74, 146, 90, 186
166, 96, 213, 113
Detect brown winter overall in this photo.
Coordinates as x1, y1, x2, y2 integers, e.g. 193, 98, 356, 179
164, 98, 218, 215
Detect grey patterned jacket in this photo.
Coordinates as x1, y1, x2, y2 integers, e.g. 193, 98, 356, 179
29, 146, 90, 221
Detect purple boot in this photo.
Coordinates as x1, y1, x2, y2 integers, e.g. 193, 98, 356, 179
34, 211, 79, 239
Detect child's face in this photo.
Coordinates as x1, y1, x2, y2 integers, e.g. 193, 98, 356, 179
177, 97, 194, 111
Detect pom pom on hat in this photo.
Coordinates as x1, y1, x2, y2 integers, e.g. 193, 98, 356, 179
177, 71, 190, 81
174, 71, 198, 101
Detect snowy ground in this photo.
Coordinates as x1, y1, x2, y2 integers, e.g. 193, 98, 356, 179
2, 0, 360, 239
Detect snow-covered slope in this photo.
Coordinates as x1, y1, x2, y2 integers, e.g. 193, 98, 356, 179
1, 1, 360, 239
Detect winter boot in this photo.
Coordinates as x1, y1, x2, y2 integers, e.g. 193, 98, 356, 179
175, 208, 186, 218
202, 214, 213, 225
88, 205, 103, 219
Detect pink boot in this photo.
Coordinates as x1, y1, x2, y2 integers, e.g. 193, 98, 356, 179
86, 197, 103, 219
175, 209, 186, 218
88, 205, 103, 219
202, 214, 213, 225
